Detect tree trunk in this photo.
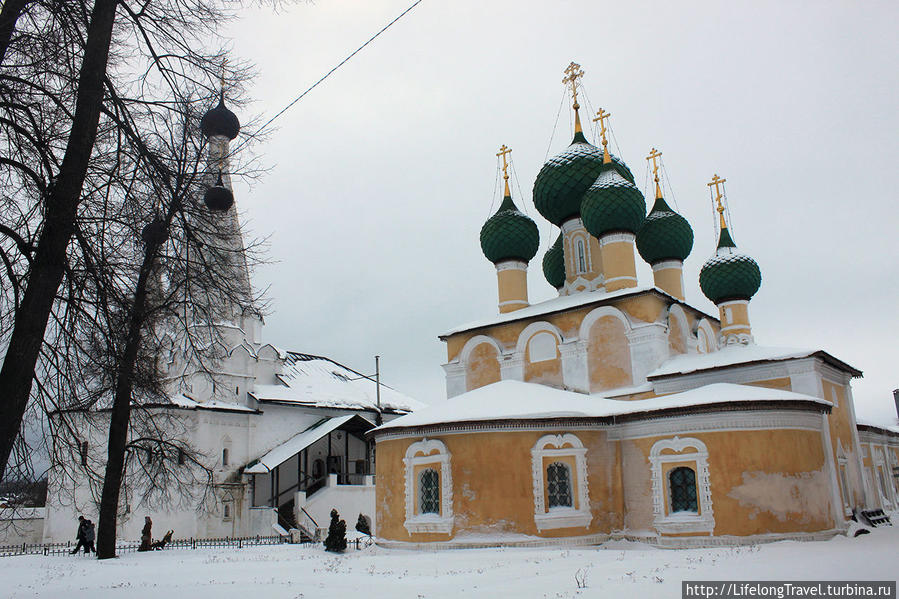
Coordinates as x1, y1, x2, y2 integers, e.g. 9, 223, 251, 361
0, 0, 29, 66
95, 251, 155, 559
0, 0, 118, 482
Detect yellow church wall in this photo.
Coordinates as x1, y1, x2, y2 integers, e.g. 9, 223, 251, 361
668, 313, 687, 355
621, 428, 834, 537
821, 380, 864, 507
465, 343, 501, 391
587, 316, 632, 392
496, 267, 528, 313
600, 239, 638, 292
653, 265, 685, 300
375, 429, 624, 543
524, 336, 563, 387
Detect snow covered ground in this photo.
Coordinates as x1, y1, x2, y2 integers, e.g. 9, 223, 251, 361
2, 527, 896, 599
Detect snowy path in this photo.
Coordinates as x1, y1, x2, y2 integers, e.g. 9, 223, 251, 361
1, 527, 896, 599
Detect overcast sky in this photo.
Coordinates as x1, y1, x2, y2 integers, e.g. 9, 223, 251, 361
222, 0, 898, 423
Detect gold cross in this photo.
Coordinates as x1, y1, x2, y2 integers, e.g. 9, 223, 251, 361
708, 174, 727, 228
646, 148, 663, 199
562, 62, 584, 108
497, 144, 512, 196
593, 108, 612, 162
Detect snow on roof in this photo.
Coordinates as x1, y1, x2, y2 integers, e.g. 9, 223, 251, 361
648, 345, 862, 379
249, 352, 425, 413
855, 416, 899, 436
165, 394, 257, 413
440, 286, 714, 338
374, 380, 830, 432
245, 415, 356, 473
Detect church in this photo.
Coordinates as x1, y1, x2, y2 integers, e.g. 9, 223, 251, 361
370, 63, 899, 548
39, 92, 422, 545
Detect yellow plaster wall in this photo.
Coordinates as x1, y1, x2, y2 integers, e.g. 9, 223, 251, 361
375, 429, 623, 543
465, 343, 501, 391
719, 302, 750, 334
822, 380, 864, 507
653, 266, 684, 300
601, 240, 638, 291
587, 316, 632, 392
497, 267, 528, 314
621, 429, 834, 536
524, 333, 563, 387
668, 314, 687, 355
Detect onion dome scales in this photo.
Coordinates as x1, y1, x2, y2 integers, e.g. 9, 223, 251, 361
542, 233, 565, 289
636, 196, 694, 264
480, 195, 540, 264
533, 133, 635, 226
699, 229, 762, 303
580, 162, 646, 238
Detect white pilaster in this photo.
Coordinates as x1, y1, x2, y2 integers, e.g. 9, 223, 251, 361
560, 340, 589, 393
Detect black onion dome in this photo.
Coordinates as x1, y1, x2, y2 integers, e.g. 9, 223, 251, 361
200, 93, 240, 140
141, 218, 168, 246
542, 233, 565, 289
636, 196, 694, 264
580, 162, 646, 238
479, 194, 540, 264
533, 132, 635, 226
204, 173, 234, 211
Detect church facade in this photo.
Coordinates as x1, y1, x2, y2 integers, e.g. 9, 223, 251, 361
371, 64, 899, 548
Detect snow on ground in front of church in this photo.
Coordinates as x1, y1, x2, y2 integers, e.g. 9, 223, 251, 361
2, 526, 896, 599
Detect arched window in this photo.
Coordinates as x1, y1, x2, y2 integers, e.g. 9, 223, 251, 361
576, 239, 587, 273
546, 462, 572, 508
530, 434, 591, 530
419, 468, 440, 514
668, 467, 698, 513
222, 447, 230, 467
404, 439, 453, 533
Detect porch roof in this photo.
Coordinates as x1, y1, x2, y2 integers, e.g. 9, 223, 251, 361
245, 414, 370, 474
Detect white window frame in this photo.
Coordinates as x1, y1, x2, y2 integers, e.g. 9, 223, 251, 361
649, 436, 714, 534
576, 238, 587, 274
531, 434, 591, 531
403, 438, 453, 534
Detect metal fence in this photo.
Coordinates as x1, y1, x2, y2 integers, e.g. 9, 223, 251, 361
0, 534, 293, 558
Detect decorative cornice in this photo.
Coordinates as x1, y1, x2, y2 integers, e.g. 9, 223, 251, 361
599, 232, 636, 246
496, 260, 528, 272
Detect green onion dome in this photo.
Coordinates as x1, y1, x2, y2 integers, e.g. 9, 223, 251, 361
636, 196, 694, 265
533, 132, 635, 226
580, 162, 646, 238
542, 233, 565, 289
480, 194, 540, 265
699, 228, 762, 303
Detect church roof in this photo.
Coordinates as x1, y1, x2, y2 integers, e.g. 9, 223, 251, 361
648, 345, 863, 379
373, 380, 831, 433
248, 351, 425, 414
439, 286, 716, 339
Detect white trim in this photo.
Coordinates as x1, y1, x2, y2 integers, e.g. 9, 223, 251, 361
696, 319, 716, 354
495, 260, 527, 272
667, 304, 689, 354
403, 439, 453, 534
458, 335, 504, 365
717, 299, 749, 309
531, 434, 591, 531
649, 436, 714, 534
578, 305, 632, 341
599, 232, 635, 246
498, 299, 528, 308
515, 321, 565, 358
611, 409, 824, 441
652, 259, 683, 271
603, 275, 638, 286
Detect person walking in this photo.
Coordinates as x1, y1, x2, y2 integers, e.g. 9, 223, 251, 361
82, 519, 96, 554
138, 516, 152, 552
70, 516, 87, 555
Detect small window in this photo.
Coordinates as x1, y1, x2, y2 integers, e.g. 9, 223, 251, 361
724, 307, 733, 323
222, 447, 229, 467
419, 468, 440, 514
223, 502, 232, 520
177, 449, 186, 466
576, 239, 587, 273
668, 467, 698, 513
355, 459, 367, 475
80, 440, 88, 467
546, 462, 572, 508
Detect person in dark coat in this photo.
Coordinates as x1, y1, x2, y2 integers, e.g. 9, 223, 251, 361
138, 516, 152, 551
70, 516, 88, 554
82, 519, 95, 554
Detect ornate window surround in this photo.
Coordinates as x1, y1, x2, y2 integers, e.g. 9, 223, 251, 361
403, 438, 453, 534
531, 434, 591, 531
649, 436, 714, 534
